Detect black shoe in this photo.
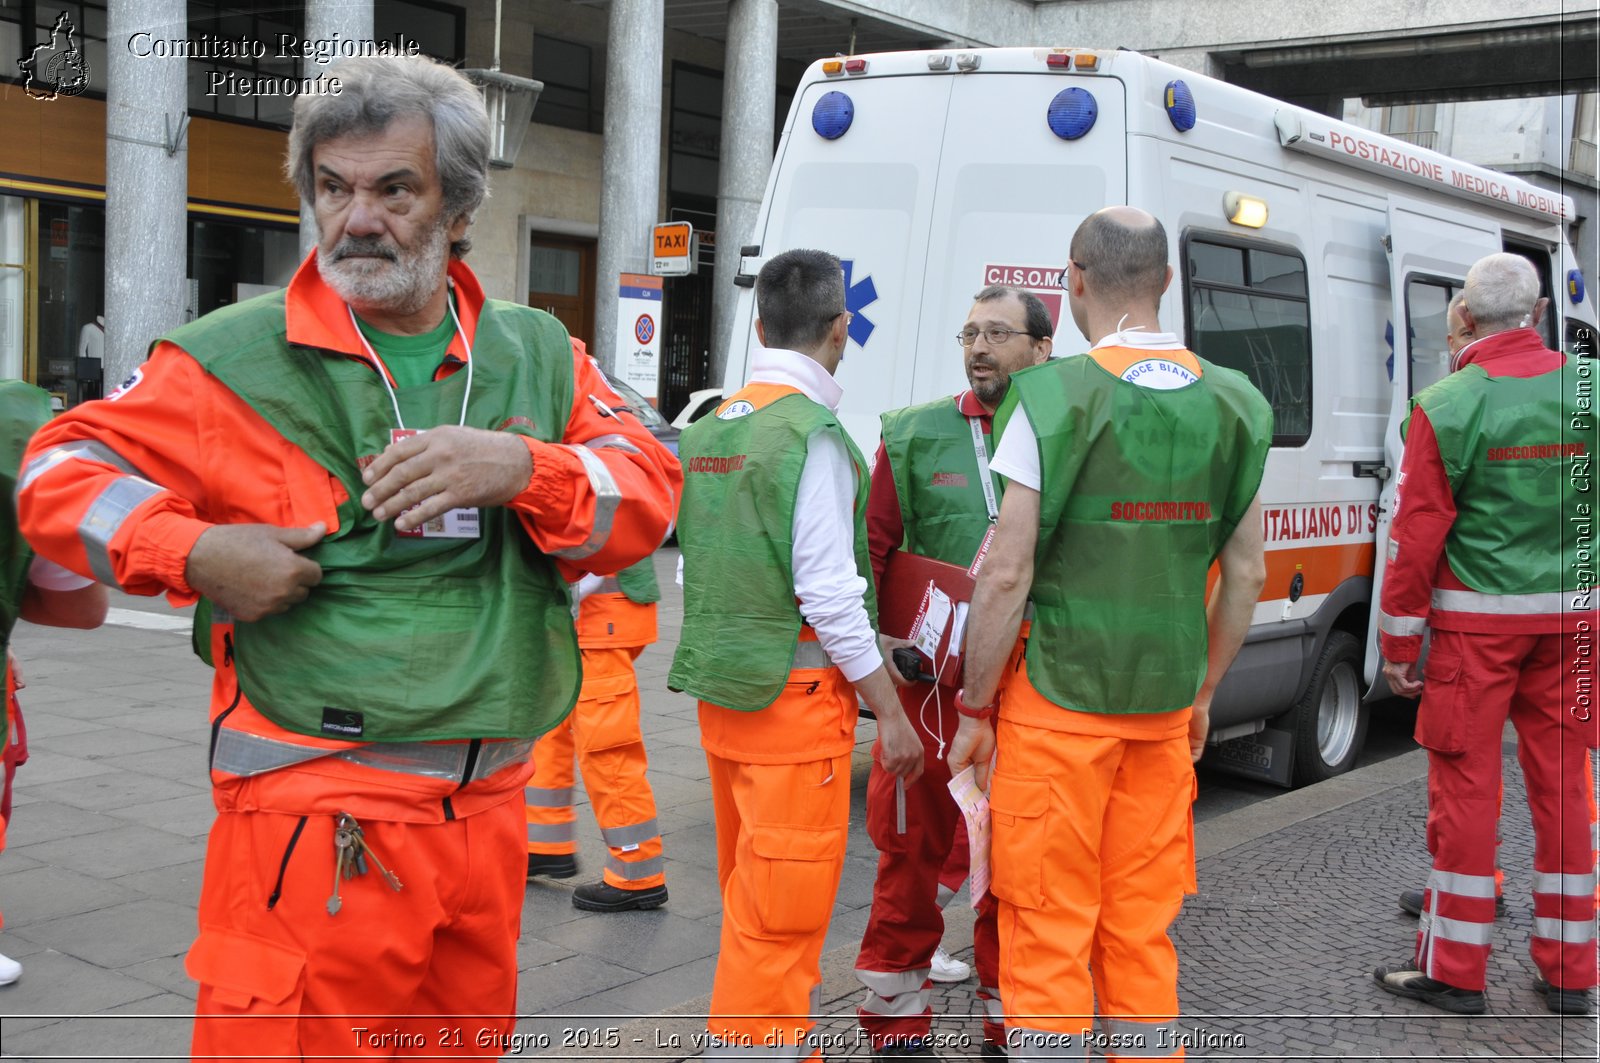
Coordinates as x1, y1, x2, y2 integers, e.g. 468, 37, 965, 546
1373, 964, 1487, 1014
872, 1039, 940, 1060
527, 853, 578, 880
980, 1044, 1007, 1061
571, 880, 668, 912
1398, 888, 1505, 918
1534, 976, 1595, 1015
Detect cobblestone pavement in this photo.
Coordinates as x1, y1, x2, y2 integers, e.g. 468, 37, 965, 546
0, 552, 1594, 1060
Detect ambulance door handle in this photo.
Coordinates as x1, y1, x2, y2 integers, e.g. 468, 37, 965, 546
1352, 461, 1389, 480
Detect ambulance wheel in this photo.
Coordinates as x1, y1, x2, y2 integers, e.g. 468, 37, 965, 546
1289, 630, 1367, 786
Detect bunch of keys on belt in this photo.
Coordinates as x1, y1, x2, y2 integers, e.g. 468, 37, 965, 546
327, 811, 403, 915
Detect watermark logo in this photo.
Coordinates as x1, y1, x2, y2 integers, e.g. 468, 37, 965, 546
19, 11, 91, 100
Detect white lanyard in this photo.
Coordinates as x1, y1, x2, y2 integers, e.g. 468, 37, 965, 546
346, 291, 475, 431
968, 413, 999, 522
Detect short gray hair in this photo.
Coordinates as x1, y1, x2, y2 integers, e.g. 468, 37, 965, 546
286, 56, 490, 258
756, 249, 846, 351
1463, 253, 1540, 332
973, 285, 1052, 340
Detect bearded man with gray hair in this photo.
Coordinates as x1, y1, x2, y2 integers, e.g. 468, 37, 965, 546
17, 56, 680, 1056
1373, 252, 1595, 1016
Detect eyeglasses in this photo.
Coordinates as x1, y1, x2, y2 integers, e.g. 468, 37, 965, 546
956, 326, 1035, 347
826, 310, 853, 326
1057, 260, 1088, 290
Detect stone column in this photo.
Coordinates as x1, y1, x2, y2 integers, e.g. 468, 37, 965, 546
104, 0, 187, 390
593, 0, 663, 374
710, 0, 777, 388
298, 0, 375, 256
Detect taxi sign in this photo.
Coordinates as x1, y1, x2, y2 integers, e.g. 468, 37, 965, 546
652, 221, 697, 276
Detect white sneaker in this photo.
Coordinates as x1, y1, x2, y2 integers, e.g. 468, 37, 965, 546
929, 945, 970, 983
0, 951, 21, 986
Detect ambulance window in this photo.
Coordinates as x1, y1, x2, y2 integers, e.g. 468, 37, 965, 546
1404, 278, 1458, 397
1568, 318, 1597, 359
1183, 236, 1312, 446
1502, 240, 1558, 351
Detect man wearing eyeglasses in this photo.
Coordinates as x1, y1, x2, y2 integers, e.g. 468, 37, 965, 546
671, 247, 924, 1058
951, 206, 1270, 1061
854, 285, 1051, 1061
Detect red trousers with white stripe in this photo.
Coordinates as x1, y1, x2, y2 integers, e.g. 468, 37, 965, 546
1415, 629, 1598, 991
855, 686, 1002, 1050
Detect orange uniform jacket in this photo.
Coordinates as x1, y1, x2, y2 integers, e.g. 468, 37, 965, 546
17, 256, 682, 823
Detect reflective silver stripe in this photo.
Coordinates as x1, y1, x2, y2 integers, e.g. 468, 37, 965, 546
1378, 610, 1428, 637
527, 822, 575, 844
858, 985, 931, 1017
549, 444, 621, 561
1100, 1018, 1181, 1057
524, 786, 573, 808
606, 853, 664, 880
79, 476, 165, 586
210, 729, 536, 782
979, 988, 1003, 1021
1533, 871, 1598, 896
809, 982, 821, 1015
792, 641, 832, 669
600, 818, 660, 849
211, 603, 234, 625
935, 882, 957, 908
1007, 1027, 1089, 1062
702, 1037, 806, 1060
586, 432, 642, 455
1534, 917, 1597, 944
596, 576, 624, 595
20, 440, 142, 493
855, 968, 926, 996
1429, 869, 1498, 898
1432, 588, 1567, 615
1431, 914, 1495, 946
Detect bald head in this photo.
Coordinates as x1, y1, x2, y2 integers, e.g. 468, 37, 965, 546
1462, 253, 1540, 334
1069, 206, 1169, 305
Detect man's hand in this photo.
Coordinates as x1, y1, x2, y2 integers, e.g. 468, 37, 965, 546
947, 715, 996, 791
1382, 658, 1424, 700
185, 523, 326, 622
361, 427, 533, 532
1189, 695, 1211, 763
880, 633, 915, 689
874, 704, 925, 783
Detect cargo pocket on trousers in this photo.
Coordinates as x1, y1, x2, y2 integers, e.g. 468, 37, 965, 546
1414, 635, 1466, 755
575, 670, 639, 753
987, 771, 1051, 910
186, 925, 306, 1020
751, 824, 845, 935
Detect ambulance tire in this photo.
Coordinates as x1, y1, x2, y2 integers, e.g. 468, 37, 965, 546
1288, 630, 1368, 786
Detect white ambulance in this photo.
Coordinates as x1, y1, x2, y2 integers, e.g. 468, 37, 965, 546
721, 46, 1598, 786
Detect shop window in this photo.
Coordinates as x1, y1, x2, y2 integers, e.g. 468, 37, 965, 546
35, 201, 105, 406
1183, 235, 1311, 445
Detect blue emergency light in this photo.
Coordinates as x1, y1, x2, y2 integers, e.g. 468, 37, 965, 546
1164, 80, 1196, 132
1046, 88, 1097, 140
1570, 269, 1586, 305
812, 92, 855, 140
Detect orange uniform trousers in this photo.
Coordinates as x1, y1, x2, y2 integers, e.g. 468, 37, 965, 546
699, 655, 858, 1057
991, 657, 1196, 1063
188, 796, 526, 1061
526, 595, 663, 889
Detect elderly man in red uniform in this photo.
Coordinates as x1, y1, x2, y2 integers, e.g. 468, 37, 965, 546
1373, 252, 1595, 1016
17, 55, 680, 1058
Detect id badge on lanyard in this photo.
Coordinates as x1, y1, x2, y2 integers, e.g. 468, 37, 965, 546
389, 428, 482, 539
968, 415, 999, 575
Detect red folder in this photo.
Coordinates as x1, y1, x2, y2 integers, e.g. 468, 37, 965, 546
878, 550, 979, 688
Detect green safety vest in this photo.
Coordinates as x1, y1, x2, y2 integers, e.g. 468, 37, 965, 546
164, 291, 581, 742
0, 383, 52, 748
669, 386, 875, 710
611, 555, 661, 604
1000, 353, 1271, 713
880, 397, 997, 567
1411, 358, 1594, 596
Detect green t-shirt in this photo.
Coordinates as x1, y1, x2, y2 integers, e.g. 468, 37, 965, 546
354, 304, 457, 390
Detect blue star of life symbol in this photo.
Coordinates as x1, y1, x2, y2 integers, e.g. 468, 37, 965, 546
842, 260, 878, 347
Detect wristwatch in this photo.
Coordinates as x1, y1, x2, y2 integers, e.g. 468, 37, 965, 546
954, 688, 997, 720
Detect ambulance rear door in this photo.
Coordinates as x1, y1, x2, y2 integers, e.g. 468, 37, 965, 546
918, 71, 1128, 402
736, 73, 956, 450
1366, 198, 1500, 691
